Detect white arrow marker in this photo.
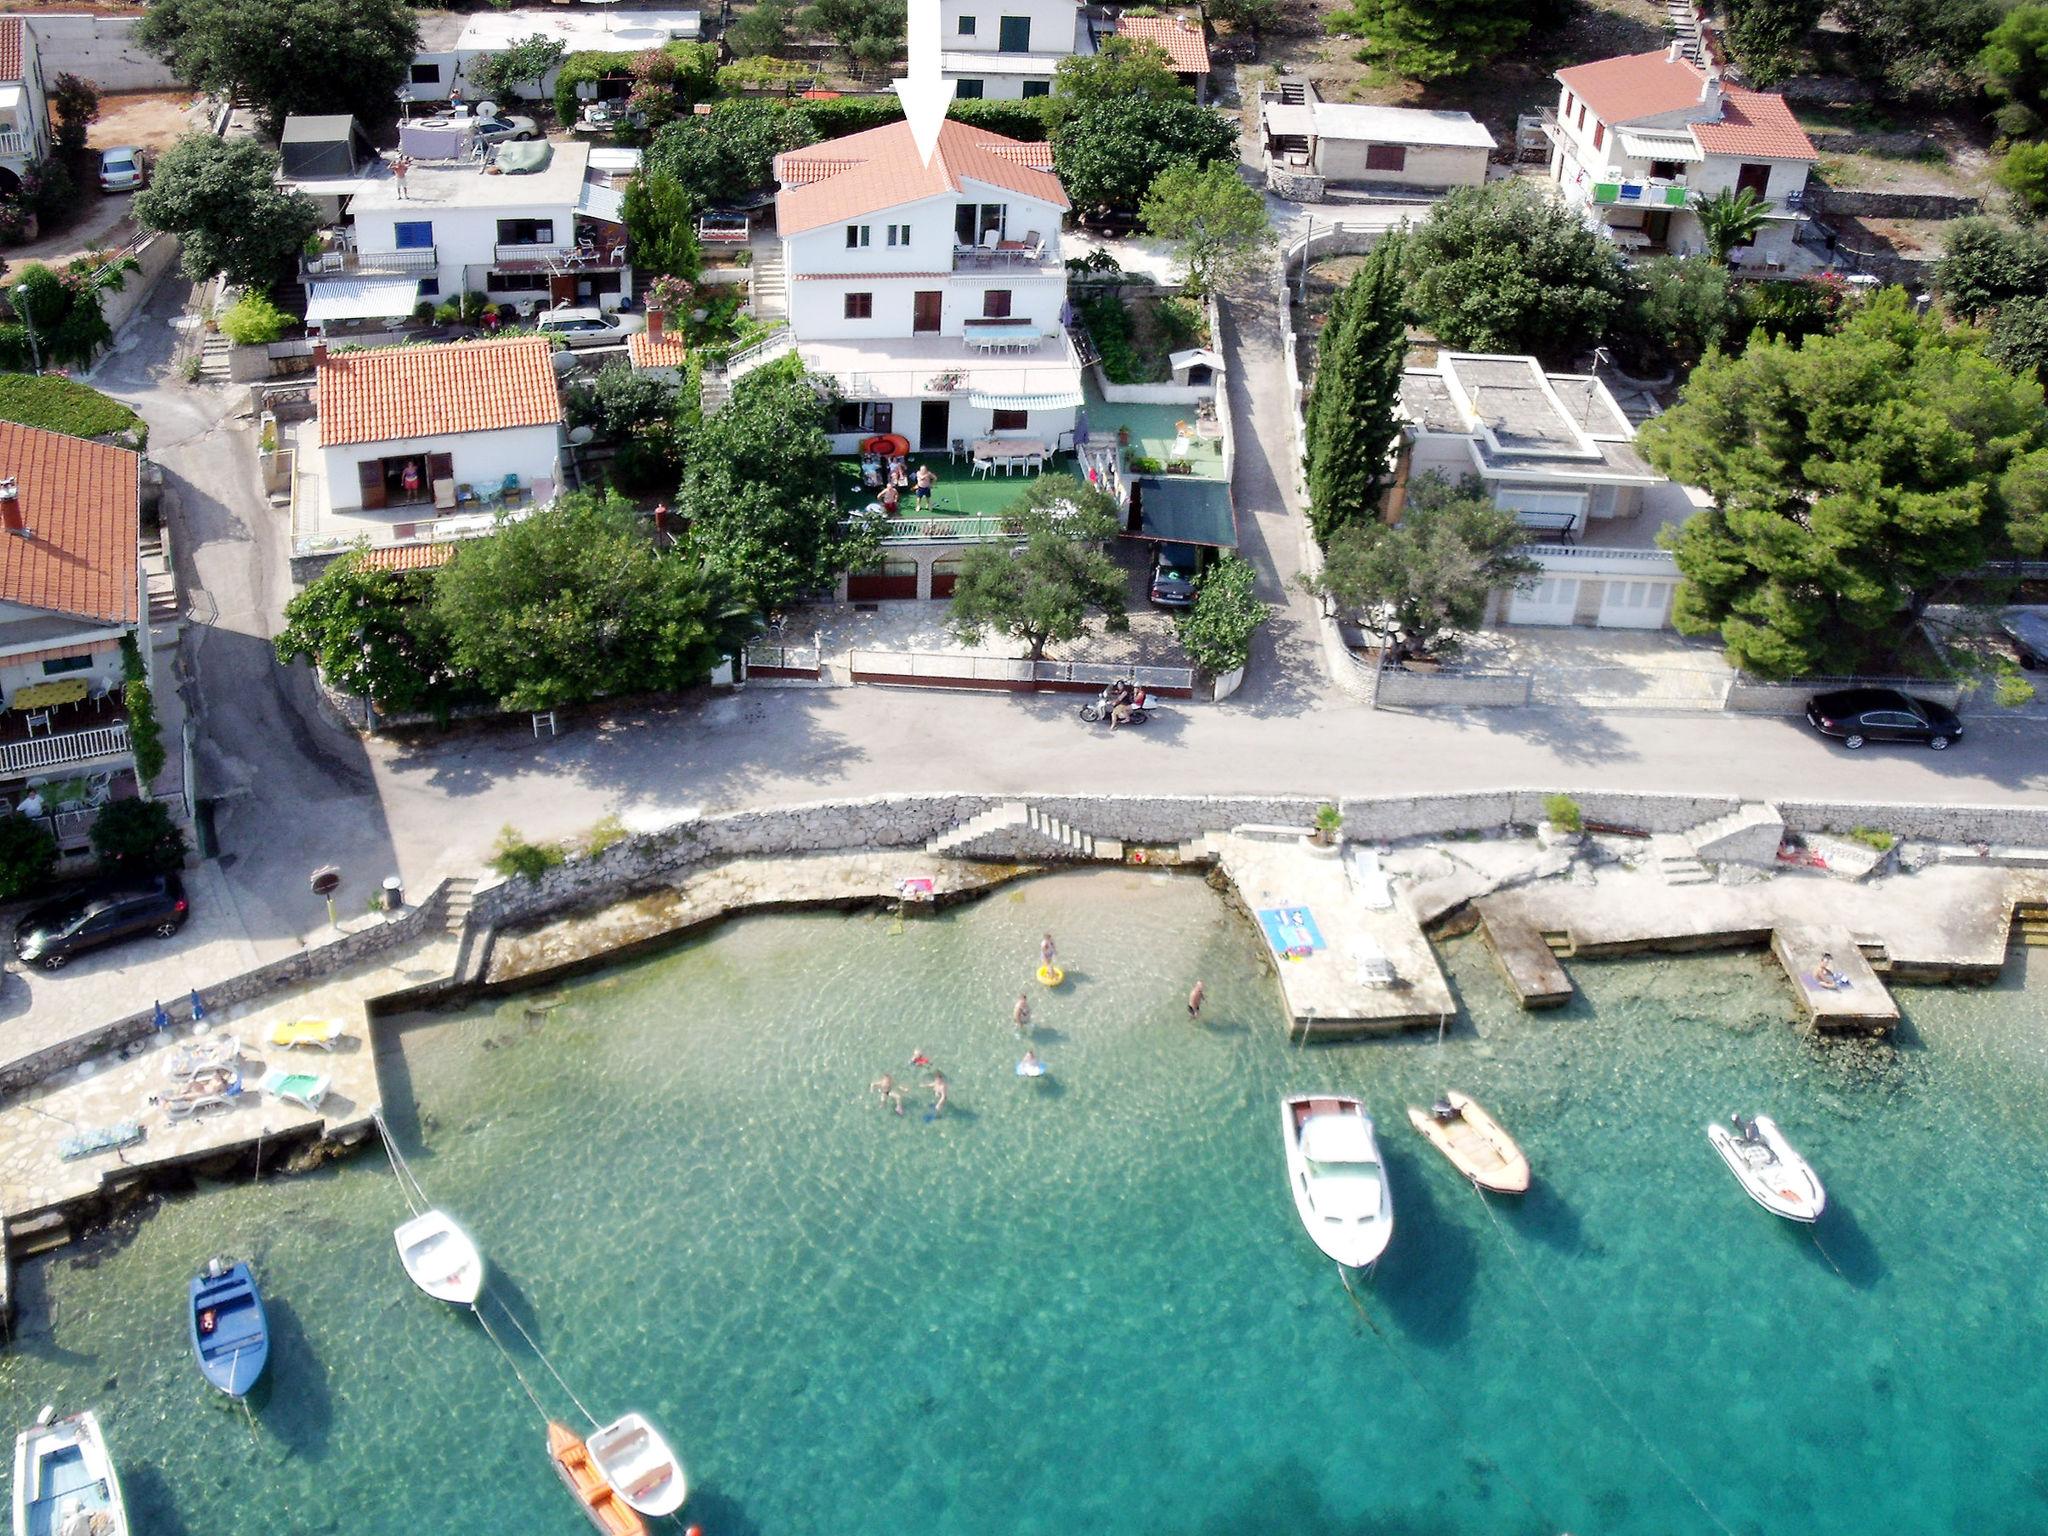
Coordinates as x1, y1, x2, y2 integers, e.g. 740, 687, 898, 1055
893, 0, 955, 166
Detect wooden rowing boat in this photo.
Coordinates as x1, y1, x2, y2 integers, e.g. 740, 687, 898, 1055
587, 1412, 687, 1518
548, 1421, 648, 1536
1406, 1091, 1530, 1194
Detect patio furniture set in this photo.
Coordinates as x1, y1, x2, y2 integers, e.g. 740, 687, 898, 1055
9, 675, 118, 737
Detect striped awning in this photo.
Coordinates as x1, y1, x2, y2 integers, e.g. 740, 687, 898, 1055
305, 274, 421, 324
966, 388, 1086, 410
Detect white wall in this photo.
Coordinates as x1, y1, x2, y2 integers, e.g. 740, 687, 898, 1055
1315, 140, 1486, 189
940, 0, 1078, 55
826, 398, 1070, 455
943, 70, 1055, 101
352, 197, 598, 307
19, 15, 182, 93
321, 423, 562, 512
786, 272, 1065, 340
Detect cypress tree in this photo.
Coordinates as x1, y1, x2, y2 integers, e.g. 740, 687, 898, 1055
1305, 235, 1408, 546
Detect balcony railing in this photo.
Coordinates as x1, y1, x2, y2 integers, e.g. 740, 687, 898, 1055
0, 722, 131, 778
491, 241, 628, 270
303, 245, 439, 277
952, 239, 1053, 272
0, 129, 29, 159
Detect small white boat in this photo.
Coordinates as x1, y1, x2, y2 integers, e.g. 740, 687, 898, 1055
394, 1210, 485, 1305
1708, 1114, 1826, 1223
1280, 1093, 1394, 1270
13, 1406, 129, 1536
587, 1412, 688, 1518
1407, 1091, 1531, 1195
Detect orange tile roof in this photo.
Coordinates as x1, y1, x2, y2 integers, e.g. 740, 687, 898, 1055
627, 330, 689, 370
1556, 51, 1815, 160
316, 337, 563, 448
776, 120, 1066, 236
0, 20, 22, 83
355, 542, 456, 572
0, 422, 139, 626
1115, 14, 1210, 74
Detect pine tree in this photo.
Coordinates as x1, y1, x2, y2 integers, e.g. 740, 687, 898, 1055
1305, 236, 1408, 545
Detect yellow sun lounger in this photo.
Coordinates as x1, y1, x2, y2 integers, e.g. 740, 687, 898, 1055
268, 1019, 345, 1051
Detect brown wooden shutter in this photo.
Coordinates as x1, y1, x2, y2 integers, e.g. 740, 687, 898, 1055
426, 451, 454, 484
357, 458, 387, 510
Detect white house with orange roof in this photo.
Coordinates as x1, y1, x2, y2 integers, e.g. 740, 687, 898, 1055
0, 17, 51, 193
770, 118, 1085, 455
939, 0, 1091, 101
1544, 44, 1818, 265
312, 336, 564, 531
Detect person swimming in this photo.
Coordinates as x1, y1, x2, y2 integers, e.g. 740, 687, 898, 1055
1018, 1048, 1044, 1077
1013, 993, 1031, 1031
870, 1073, 903, 1114
1187, 979, 1205, 1018
927, 1070, 948, 1117
910, 1050, 933, 1068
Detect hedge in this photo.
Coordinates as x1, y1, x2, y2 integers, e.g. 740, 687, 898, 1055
0, 372, 145, 446
794, 94, 1053, 142
554, 40, 717, 125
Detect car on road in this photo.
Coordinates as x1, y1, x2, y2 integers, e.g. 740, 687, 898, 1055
1804, 687, 1962, 751
1148, 542, 1201, 607
1999, 608, 2048, 669
14, 873, 188, 970
97, 146, 147, 193
534, 306, 644, 346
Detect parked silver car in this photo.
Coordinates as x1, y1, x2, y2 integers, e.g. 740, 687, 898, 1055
533, 307, 644, 346
97, 146, 147, 193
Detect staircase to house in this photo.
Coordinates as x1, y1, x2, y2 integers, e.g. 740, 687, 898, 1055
750, 246, 788, 321
140, 533, 181, 628
700, 326, 795, 414
1665, 0, 1707, 65
197, 333, 232, 380
1649, 833, 1714, 886
927, 801, 1109, 861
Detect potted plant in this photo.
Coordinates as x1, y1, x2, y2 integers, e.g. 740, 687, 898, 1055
1116, 424, 1131, 447
1540, 793, 1583, 849
1312, 803, 1343, 847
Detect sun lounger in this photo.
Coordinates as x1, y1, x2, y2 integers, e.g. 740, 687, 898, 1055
60, 1120, 144, 1161
268, 1019, 346, 1051
1347, 847, 1395, 910
164, 1033, 239, 1081
260, 1069, 331, 1111
153, 1069, 243, 1122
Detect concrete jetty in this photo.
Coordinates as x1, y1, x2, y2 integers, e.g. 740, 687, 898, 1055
1212, 832, 1454, 1039
1772, 926, 1899, 1035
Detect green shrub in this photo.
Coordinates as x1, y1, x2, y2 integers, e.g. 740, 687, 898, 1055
1314, 803, 1343, 839
490, 824, 568, 880
0, 814, 57, 900
1543, 793, 1583, 832
1076, 292, 1140, 382
716, 55, 811, 91
0, 373, 143, 442
90, 797, 188, 875
1996, 140, 2048, 216
1846, 825, 1896, 853
583, 813, 629, 856
1126, 454, 1163, 473
219, 292, 292, 345
1154, 295, 1204, 350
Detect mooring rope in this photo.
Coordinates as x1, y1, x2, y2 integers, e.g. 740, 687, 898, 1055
1469, 1186, 1740, 1536
471, 1299, 555, 1424
1336, 1264, 1567, 1536
488, 1289, 601, 1429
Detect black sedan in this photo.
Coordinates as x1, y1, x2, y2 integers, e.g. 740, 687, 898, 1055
1804, 688, 1962, 751
14, 873, 188, 970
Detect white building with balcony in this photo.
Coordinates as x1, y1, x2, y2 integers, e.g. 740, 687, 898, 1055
1545, 45, 1818, 265
770, 118, 1083, 454
299, 136, 632, 330
1398, 352, 1692, 629
0, 422, 149, 840
940, 0, 1092, 101
0, 18, 51, 193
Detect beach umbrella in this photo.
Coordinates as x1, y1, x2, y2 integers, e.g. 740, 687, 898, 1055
152, 999, 170, 1031
189, 988, 208, 1023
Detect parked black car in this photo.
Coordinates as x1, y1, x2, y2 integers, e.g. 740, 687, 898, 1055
1148, 543, 1201, 608
14, 873, 188, 970
1804, 688, 1962, 751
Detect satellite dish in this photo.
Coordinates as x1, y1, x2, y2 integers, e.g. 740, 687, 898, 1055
567, 424, 596, 446
476, 100, 499, 119
551, 350, 580, 377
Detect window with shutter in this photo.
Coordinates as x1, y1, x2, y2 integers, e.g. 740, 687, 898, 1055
357, 459, 388, 511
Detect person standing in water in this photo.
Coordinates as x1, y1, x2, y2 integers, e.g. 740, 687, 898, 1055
1187, 980, 1206, 1018
1013, 993, 1031, 1031
927, 1070, 949, 1117
871, 1073, 903, 1114
1041, 933, 1058, 968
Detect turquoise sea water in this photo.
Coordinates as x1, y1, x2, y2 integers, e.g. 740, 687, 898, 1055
4, 868, 2047, 1536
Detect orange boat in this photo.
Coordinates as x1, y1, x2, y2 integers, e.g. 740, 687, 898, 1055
547, 1421, 649, 1536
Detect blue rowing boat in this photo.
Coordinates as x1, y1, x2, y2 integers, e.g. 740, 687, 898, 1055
188, 1257, 269, 1398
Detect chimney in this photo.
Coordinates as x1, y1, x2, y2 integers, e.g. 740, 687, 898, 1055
312, 338, 328, 366
1666, 39, 1682, 62
647, 306, 665, 343
0, 476, 23, 535
1700, 67, 1723, 113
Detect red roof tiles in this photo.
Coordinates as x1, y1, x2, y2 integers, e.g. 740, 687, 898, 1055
316, 337, 563, 448
355, 542, 456, 572
1555, 51, 1816, 161
0, 421, 139, 627
776, 120, 1066, 236
0, 20, 23, 84
1115, 14, 1211, 74
627, 331, 689, 371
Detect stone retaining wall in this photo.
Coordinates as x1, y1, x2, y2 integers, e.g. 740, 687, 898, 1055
1807, 186, 1983, 221
1724, 675, 1965, 714
1374, 668, 1533, 708
0, 880, 453, 1096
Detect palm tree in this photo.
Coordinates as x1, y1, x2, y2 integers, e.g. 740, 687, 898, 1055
1692, 187, 1773, 264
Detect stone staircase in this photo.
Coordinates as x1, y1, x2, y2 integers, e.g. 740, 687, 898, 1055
1665, 0, 1707, 65
1650, 833, 1714, 886
1540, 927, 1576, 958
1685, 801, 1785, 868
750, 246, 788, 320
1175, 834, 1219, 865
197, 332, 232, 380
927, 801, 1112, 861
141, 532, 181, 629
441, 874, 478, 935
701, 326, 795, 414
2013, 899, 2048, 948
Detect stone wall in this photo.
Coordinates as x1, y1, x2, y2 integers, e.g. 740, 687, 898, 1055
1807, 186, 1983, 221
1781, 799, 2048, 847
28, 16, 185, 90
0, 880, 453, 1096
1374, 668, 1534, 708
1724, 675, 1965, 714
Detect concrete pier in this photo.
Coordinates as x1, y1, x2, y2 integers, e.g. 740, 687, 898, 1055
1772, 926, 1900, 1035
1212, 833, 1455, 1039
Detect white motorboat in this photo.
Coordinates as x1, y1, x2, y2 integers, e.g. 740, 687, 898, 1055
13, 1406, 129, 1536
587, 1412, 688, 1518
1280, 1093, 1394, 1269
394, 1209, 485, 1305
1708, 1114, 1826, 1223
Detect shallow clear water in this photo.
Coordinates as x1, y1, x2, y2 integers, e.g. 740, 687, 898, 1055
5, 868, 2047, 1536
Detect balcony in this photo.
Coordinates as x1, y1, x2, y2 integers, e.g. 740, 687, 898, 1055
303, 245, 439, 278
0, 129, 29, 161
491, 240, 628, 272
1591, 176, 1691, 210
0, 718, 130, 779
952, 235, 1054, 272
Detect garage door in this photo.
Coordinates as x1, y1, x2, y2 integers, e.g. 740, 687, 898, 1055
1506, 575, 1579, 626
1596, 578, 1671, 629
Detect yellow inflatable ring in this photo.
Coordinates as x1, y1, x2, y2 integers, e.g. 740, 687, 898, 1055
1037, 963, 1065, 987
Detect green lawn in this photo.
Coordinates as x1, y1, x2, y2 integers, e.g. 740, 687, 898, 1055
834, 453, 1078, 518
0, 373, 145, 448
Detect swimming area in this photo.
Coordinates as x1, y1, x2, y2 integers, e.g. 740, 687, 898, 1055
3, 867, 2045, 1535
